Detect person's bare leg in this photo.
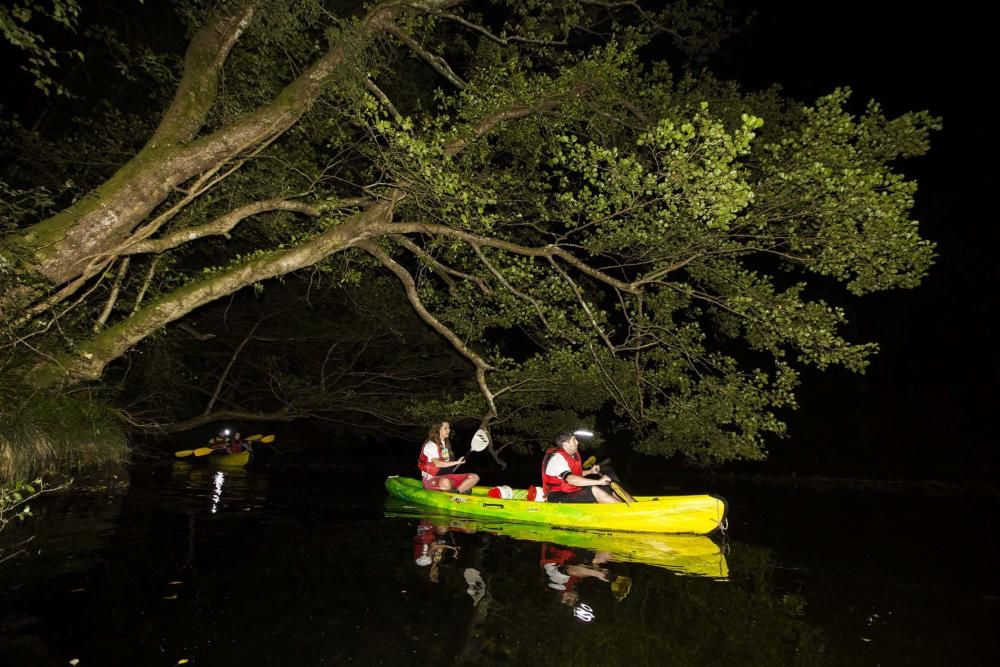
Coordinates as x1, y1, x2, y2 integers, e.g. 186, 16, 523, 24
457, 473, 479, 493
438, 478, 453, 492
592, 486, 621, 503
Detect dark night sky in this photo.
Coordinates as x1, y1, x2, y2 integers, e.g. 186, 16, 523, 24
710, 1, 995, 478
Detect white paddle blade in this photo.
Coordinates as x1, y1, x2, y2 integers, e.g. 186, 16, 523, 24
470, 429, 490, 452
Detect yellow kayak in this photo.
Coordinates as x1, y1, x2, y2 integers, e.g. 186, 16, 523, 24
203, 450, 251, 467
384, 476, 727, 534
386, 500, 728, 578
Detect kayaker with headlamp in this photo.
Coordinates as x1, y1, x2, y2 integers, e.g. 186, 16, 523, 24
541, 432, 620, 503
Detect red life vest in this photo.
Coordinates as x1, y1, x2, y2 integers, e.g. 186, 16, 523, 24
417, 441, 450, 476
541, 447, 582, 495
540, 544, 576, 567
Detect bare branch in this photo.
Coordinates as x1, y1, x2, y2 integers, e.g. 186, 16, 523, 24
416, 7, 569, 47
93, 257, 130, 332
547, 256, 614, 351
124, 199, 318, 255
387, 221, 639, 294
470, 243, 552, 329
364, 78, 402, 123
130, 256, 160, 315
383, 21, 467, 90
203, 320, 261, 416
361, 240, 499, 423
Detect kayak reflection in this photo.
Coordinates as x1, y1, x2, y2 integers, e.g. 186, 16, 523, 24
387, 499, 728, 579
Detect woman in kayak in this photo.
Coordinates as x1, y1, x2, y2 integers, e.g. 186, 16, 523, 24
542, 432, 620, 503
418, 421, 480, 493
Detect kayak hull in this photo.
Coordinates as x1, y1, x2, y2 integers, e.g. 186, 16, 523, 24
204, 450, 251, 467
386, 499, 728, 578
384, 476, 727, 534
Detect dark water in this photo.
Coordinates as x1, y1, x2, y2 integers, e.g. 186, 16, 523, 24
1, 462, 997, 666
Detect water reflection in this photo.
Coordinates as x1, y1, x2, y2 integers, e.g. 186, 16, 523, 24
387, 498, 729, 579
0, 467, 995, 665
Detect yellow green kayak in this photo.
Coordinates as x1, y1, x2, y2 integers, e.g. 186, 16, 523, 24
384, 476, 727, 534
386, 500, 728, 578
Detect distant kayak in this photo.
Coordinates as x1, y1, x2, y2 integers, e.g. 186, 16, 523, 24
385, 499, 728, 578
385, 476, 727, 534
201, 450, 251, 467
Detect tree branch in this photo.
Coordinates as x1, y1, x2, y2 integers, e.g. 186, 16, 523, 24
122, 198, 367, 256
93, 257, 130, 332
203, 319, 261, 416
360, 240, 499, 424
393, 235, 493, 296
383, 21, 467, 90
148, 1, 262, 148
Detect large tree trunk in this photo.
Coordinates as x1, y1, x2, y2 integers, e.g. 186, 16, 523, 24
25, 202, 394, 389
0, 0, 415, 320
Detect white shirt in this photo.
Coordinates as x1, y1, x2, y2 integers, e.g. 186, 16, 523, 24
544, 453, 572, 479
421, 440, 450, 480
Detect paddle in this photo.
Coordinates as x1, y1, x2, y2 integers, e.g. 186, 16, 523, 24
175, 434, 275, 458
610, 481, 633, 505
197, 435, 275, 456
452, 429, 489, 472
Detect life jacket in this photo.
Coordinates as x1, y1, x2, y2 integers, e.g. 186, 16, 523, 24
540, 544, 576, 567
540, 544, 578, 592
417, 441, 450, 476
541, 447, 582, 495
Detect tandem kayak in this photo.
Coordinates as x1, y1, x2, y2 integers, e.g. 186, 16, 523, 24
385, 499, 728, 578
384, 476, 727, 534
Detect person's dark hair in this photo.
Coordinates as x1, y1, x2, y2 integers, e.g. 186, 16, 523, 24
555, 431, 575, 448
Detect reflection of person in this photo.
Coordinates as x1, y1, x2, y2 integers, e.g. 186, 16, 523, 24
413, 520, 460, 583
418, 422, 480, 493
540, 544, 611, 611
541, 432, 620, 503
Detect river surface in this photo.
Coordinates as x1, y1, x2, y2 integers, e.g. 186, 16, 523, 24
1, 460, 996, 666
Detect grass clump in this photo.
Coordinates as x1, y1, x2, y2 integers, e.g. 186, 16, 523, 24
0, 385, 127, 483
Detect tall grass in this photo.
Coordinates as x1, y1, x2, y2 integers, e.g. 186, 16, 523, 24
0, 385, 128, 483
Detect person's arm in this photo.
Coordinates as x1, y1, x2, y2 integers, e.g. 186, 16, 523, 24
432, 456, 465, 468
564, 473, 611, 487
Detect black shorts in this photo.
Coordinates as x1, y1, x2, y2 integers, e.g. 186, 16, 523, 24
547, 487, 607, 503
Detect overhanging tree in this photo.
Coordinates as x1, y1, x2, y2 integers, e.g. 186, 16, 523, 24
0, 0, 938, 463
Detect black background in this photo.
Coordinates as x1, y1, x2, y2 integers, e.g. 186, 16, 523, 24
711, 0, 995, 479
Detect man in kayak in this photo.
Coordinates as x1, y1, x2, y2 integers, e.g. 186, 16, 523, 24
419, 421, 480, 493
541, 432, 621, 503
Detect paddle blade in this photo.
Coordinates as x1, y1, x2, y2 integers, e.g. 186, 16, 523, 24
245, 434, 264, 441
470, 429, 490, 452
259, 435, 275, 444
174, 450, 195, 458
193, 447, 215, 457
611, 575, 633, 601
610, 481, 631, 506
582, 455, 596, 469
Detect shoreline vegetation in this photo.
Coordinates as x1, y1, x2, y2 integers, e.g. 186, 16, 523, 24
0, 386, 127, 484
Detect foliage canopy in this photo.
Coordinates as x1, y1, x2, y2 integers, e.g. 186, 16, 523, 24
0, 0, 938, 464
